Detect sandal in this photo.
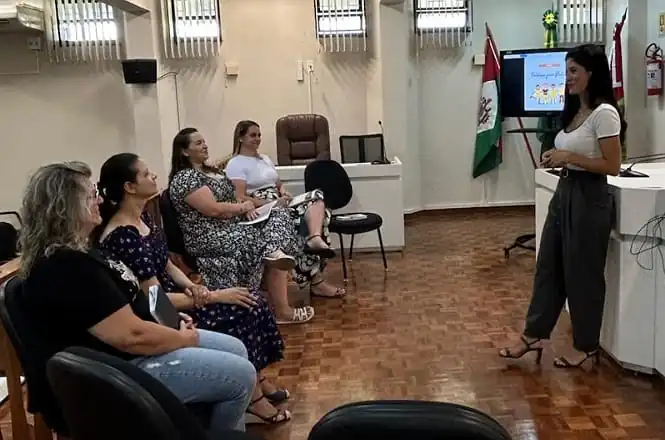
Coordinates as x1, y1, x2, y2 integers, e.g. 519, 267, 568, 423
259, 377, 290, 403
310, 279, 346, 298
553, 350, 599, 369
263, 251, 296, 271
276, 306, 315, 325
498, 336, 544, 364
246, 395, 291, 425
304, 234, 336, 259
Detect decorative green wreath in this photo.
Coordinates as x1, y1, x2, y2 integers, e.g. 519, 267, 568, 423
542, 9, 559, 48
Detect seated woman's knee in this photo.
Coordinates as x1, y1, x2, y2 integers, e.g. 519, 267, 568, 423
197, 329, 248, 359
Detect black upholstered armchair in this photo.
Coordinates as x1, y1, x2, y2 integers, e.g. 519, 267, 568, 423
309, 400, 512, 440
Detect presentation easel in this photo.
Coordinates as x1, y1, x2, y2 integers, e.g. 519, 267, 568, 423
502, 117, 557, 259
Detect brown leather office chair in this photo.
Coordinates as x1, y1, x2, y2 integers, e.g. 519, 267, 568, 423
275, 114, 331, 165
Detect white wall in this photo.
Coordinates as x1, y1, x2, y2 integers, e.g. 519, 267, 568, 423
0, 0, 594, 213
0, 34, 132, 211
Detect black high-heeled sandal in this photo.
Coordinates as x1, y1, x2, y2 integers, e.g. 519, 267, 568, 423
498, 336, 544, 364
259, 377, 290, 403
304, 234, 336, 259
245, 395, 291, 425
553, 350, 600, 369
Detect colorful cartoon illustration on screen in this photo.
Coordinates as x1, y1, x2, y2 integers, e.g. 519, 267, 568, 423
549, 84, 558, 104
541, 84, 550, 104
530, 85, 543, 104
558, 83, 565, 104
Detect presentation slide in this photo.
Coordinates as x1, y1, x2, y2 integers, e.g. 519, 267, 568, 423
523, 52, 567, 112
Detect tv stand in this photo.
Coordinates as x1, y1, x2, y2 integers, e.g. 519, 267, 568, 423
503, 117, 560, 260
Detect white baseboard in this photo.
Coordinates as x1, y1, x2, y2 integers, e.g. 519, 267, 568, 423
404, 199, 535, 215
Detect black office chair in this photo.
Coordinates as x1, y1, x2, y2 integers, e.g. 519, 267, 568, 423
0, 211, 22, 226
159, 190, 198, 272
47, 347, 257, 440
308, 400, 512, 440
0, 211, 22, 263
304, 160, 387, 281
0, 277, 69, 435
339, 134, 387, 164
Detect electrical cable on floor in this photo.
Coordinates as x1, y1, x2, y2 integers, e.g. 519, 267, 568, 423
629, 213, 665, 271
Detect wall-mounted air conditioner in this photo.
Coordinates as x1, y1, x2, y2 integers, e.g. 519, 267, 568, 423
0, 0, 44, 33
380, 0, 405, 5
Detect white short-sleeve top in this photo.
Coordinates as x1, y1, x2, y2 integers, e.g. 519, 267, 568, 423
225, 154, 280, 193
554, 103, 621, 171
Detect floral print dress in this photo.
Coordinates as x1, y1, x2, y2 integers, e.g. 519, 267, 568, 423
99, 212, 284, 371
252, 187, 331, 288
169, 168, 298, 292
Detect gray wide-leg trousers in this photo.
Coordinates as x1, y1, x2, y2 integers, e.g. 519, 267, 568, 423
524, 169, 613, 353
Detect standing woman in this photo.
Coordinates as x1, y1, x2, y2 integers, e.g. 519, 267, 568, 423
499, 44, 625, 368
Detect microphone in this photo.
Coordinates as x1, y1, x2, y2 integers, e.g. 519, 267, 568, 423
619, 153, 665, 177
375, 120, 391, 165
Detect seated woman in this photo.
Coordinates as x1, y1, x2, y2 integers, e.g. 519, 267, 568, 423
169, 128, 314, 324
225, 120, 345, 298
95, 153, 291, 425
17, 161, 255, 435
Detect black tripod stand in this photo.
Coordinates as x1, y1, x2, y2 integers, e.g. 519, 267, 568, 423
503, 117, 559, 260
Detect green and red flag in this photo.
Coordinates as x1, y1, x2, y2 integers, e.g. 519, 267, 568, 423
472, 23, 502, 178
610, 7, 627, 159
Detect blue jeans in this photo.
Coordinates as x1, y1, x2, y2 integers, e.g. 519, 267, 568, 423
130, 329, 256, 434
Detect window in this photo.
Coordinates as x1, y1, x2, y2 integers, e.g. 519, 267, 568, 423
414, 0, 471, 33
53, 0, 117, 43
169, 0, 221, 39
315, 0, 366, 37
561, 0, 604, 26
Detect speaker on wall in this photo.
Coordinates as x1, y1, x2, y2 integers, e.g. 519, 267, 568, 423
121, 59, 158, 84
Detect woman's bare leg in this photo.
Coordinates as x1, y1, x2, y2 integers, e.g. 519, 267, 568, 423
264, 267, 292, 319
264, 267, 315, 323
305, 201, 328, 249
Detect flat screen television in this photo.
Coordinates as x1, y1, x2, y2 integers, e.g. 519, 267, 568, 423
500, 47, 569, 118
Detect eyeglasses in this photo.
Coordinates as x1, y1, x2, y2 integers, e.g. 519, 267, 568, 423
89, 184, 100, 201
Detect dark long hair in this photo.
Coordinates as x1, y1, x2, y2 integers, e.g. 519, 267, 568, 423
232, 120, 260, 155
562, 44, 627, 144
169, 127, 219, 182
92, 153, 139, 243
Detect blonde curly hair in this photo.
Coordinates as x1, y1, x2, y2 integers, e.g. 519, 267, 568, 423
19, 161, 93, 278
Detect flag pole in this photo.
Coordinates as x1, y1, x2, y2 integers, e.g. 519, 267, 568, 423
485, 22, 537, 169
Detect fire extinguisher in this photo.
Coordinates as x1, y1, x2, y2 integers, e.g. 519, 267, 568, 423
646, 43, 664, 97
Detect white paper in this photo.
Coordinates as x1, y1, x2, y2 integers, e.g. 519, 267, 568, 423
239, 200, 278, 225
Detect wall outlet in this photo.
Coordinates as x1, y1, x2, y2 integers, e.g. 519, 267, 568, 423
27, 37, 41, 51
305, 60, 314, 73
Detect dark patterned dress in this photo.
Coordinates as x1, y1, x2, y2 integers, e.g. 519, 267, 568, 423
99, 212, 284, 371
169, 168, 298, 292
252, 187, 330, 287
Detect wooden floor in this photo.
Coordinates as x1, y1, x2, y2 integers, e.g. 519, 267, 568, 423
4, 207, 665, 439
